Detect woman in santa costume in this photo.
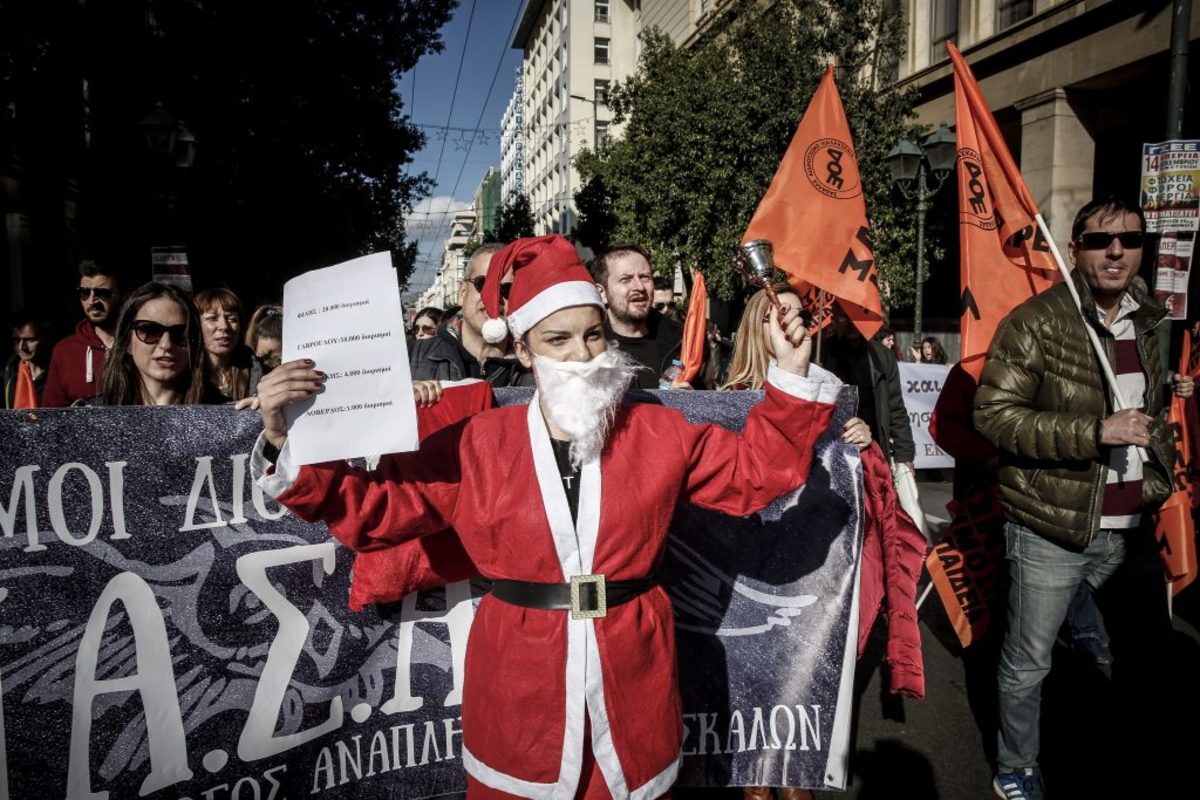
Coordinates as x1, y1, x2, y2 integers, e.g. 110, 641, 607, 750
251, 235, 841, 800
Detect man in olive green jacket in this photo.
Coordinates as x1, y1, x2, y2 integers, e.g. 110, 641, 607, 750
974, 198, 1191, 800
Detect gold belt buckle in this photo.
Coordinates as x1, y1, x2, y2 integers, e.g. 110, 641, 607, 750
569, 574, 607, 619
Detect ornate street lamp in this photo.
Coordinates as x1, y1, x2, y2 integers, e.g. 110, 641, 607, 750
885, 123, 956, 343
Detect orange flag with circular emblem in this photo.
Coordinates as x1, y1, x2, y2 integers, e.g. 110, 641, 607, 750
743, 65, 882, 341
948, 42, 1060, 380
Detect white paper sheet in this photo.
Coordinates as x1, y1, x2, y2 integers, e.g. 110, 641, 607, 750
281, 252, 418, 465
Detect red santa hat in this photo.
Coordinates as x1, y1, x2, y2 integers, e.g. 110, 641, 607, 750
479, 234, 604, 343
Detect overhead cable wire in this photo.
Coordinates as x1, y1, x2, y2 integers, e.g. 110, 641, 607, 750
430, 0, 478, 188
402, 65, 417, 177
408, 0, 479, 273
444, 1, 525, 203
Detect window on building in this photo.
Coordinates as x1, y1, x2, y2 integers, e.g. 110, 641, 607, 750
930, 0, 958, 63
997, 0, 1034, 29
595, 121, 610, 148
594, 79, 610, 105
594, 37, 610, 64
595, 0, 610, 23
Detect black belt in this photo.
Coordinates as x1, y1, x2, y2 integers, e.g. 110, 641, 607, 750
489, 575, 657, 619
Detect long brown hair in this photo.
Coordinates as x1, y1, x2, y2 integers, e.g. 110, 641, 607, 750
194, 287, 254, 400
721, 283, 796, 390
100, 283, 207, 405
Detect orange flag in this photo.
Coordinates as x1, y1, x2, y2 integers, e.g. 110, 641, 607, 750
1155, 331, 1197, 595
679, 272, 708, 384
948, 42, 1060, 379
925, 485, 1006, 648
743, 65, 882, 341
13, 361, 37, 409
792, 281, 835, 335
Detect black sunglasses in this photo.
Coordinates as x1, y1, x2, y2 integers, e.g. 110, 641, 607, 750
131, 320, 188, 346
466, 276, 511, 299
652, 302, 669, 310
1075, 231, 1144, 251
78, 287, 115, 301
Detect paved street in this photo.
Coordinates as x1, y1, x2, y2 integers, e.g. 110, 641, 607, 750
681, 480, 1200, 799
825, 481, 1200, 799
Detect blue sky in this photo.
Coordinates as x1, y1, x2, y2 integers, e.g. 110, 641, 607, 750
403, 0, 526, 293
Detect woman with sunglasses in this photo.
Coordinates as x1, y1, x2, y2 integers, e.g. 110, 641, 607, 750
410, 307, 442, 341
194, 288, 264, 402
246, 303, 283, 370
98, 283, 221, 405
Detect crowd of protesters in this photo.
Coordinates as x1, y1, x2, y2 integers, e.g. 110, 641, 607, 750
4, 240, 934, 428
3, 197, 1199, 800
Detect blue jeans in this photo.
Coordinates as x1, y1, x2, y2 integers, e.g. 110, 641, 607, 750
1063, 582, 1105, 647
995, 522, 1126, 770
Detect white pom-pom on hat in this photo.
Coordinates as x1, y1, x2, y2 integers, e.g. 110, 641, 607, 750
481, 316, 510, 344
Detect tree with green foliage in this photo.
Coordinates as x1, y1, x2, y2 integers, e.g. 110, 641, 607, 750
464, 192, 537, 258
0, 0, 456, 305
574, 0, 929, 309
573, 173, 618, 253
489, 192, 537, 243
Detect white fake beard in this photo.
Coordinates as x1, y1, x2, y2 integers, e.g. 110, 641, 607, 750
532, 347, 639, 469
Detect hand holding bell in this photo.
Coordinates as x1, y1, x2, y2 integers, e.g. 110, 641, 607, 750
735, 239, 805, 348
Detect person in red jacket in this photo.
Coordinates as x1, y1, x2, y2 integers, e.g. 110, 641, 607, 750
252, 235, 840, 799
42, 259, 122, 406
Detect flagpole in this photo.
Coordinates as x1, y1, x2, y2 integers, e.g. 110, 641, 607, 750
1035, 213, 1149, 463
816, 289, 826, 364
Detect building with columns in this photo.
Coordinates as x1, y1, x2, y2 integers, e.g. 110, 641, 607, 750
895, 0, 1200, 247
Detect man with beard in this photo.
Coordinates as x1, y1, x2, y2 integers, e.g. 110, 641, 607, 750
3, 310, 51, 408
410, 242, 532, 387
652, 275, 680, 322
43, 259, 123, 406
591, 244, 687, 388
252, 234, 840, 799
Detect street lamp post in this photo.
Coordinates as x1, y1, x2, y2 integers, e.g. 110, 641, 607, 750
138, 102, 197, 242
885, 124, 956, 345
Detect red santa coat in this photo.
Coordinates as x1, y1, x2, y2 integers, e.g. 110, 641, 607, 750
256, 368, 838, 800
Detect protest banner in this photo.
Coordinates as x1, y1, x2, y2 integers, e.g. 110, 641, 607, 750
0, 390, 863, 797
898, 362, 954, 470
1141, 140, 1200, 320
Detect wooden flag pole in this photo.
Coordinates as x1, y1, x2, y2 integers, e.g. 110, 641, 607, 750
1035, 213, 1149, 463
815, 289, 826, 364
